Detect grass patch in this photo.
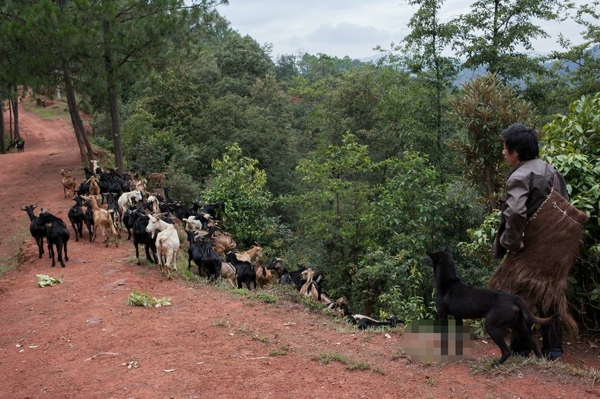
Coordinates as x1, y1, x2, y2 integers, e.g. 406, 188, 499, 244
180, 268, 202, 282
347, 361, 371, 371
255, 292, 277, 303
213, 319, 229, 327
23, 97, 69, 119
298, 295, 327, 312
470, 355, 600, 383
0, 228, 30, 279
236, 323, 251, 335
312, 353, 354, 365
270, 284, 302, 303
312, 352, 378, 372
252, 334, 270, 344
269, 345, 291, 356
232, 288, 251, 297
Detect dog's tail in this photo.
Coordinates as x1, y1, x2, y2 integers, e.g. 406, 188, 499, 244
515, 297, 560, 326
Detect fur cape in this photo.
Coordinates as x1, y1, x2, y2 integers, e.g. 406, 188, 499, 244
488, 189, 589, 335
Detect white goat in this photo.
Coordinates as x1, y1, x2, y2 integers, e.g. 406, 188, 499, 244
90, 159, 100, 172
146, 214, 179, 279
147, 195, 160, 214
117, 190, 142, 222
183, 215, 204, 232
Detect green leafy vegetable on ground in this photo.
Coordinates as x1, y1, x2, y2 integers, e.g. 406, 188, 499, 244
126, 290, 171, 307
37, 274, 63, 287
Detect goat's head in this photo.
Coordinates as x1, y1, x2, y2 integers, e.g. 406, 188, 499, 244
20, 203, 38, 211
254, 245, 263, 259
266, 257, 283, 270
145, 214, 160, 234
335, 296, 349, 306
300, 268, 314, 281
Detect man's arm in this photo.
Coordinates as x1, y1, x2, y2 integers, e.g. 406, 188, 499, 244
499, 176, 529, 252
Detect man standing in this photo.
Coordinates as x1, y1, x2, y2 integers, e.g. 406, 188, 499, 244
490, 123, 586, 361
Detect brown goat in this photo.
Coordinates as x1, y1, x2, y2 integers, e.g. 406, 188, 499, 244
147, 172, 166, 188
132, 178, 147, 196
220, 261, 237, 288
299, 268, 332, 305
233, 244, 262, 263
211, 230, 237, 256
255, 262, 273, 288
60, 169, 77, 198
82, 195, 118, 247
88, 175, 101, 197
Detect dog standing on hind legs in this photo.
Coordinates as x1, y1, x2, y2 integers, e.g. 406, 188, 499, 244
426, 245, 559, 365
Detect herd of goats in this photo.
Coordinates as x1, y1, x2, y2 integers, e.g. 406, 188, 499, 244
19, 161, 402, 330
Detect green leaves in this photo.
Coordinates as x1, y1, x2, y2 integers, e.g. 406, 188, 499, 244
37, 274, 63, 288
538, 93, 600, 327
202, 143, 275, 246
450, 73, 536, 211
126, 290, 171, 308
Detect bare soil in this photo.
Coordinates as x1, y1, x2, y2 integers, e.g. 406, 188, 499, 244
1, 103, 600, 399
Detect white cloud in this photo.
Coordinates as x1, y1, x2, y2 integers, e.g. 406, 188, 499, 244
216, 0, 591, 60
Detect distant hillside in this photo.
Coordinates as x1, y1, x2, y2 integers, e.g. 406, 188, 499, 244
360, 44, 600, 87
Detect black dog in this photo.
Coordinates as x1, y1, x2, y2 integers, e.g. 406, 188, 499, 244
426, 245, 557, 365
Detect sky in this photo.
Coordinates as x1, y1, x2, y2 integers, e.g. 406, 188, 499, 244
216, 0, 591, 61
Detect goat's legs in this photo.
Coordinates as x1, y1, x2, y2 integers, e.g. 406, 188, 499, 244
71, 222, 79, 242
63, 242, 68, 263
36, 237, 44, 258
57, 242, 66, 268
49, 243, 56, 267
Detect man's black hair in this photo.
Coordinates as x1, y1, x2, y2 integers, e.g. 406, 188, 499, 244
501, 123, 539, 161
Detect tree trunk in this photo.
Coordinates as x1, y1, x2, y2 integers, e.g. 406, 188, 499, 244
11, 87, 19, 141
0, 91, 5, 154
62, 58, 91, 167
7, 90, 13, 141
103, 20, 124, 174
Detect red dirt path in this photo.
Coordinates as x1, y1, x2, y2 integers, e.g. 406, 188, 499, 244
1, 103, 600, 399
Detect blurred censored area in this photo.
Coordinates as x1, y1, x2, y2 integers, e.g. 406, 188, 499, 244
402, 320, 475, 362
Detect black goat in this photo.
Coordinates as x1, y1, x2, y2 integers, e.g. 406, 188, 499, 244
189, 201, 202, 216
196, 232, 221, 281
169, 202, 191, 221
200, 202, 225, 220
37, 211, 70, 267
68, 196, 85, 242
122, 205, 138, 240
187, 230, 203, 271
103, 192, 121, 236
82, 198, 95, 242
227, 251, 256, 290
131, 211, 157, 265
266, 258, 324, 290
20, 203, 45, 258
14, 138, 25, 152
